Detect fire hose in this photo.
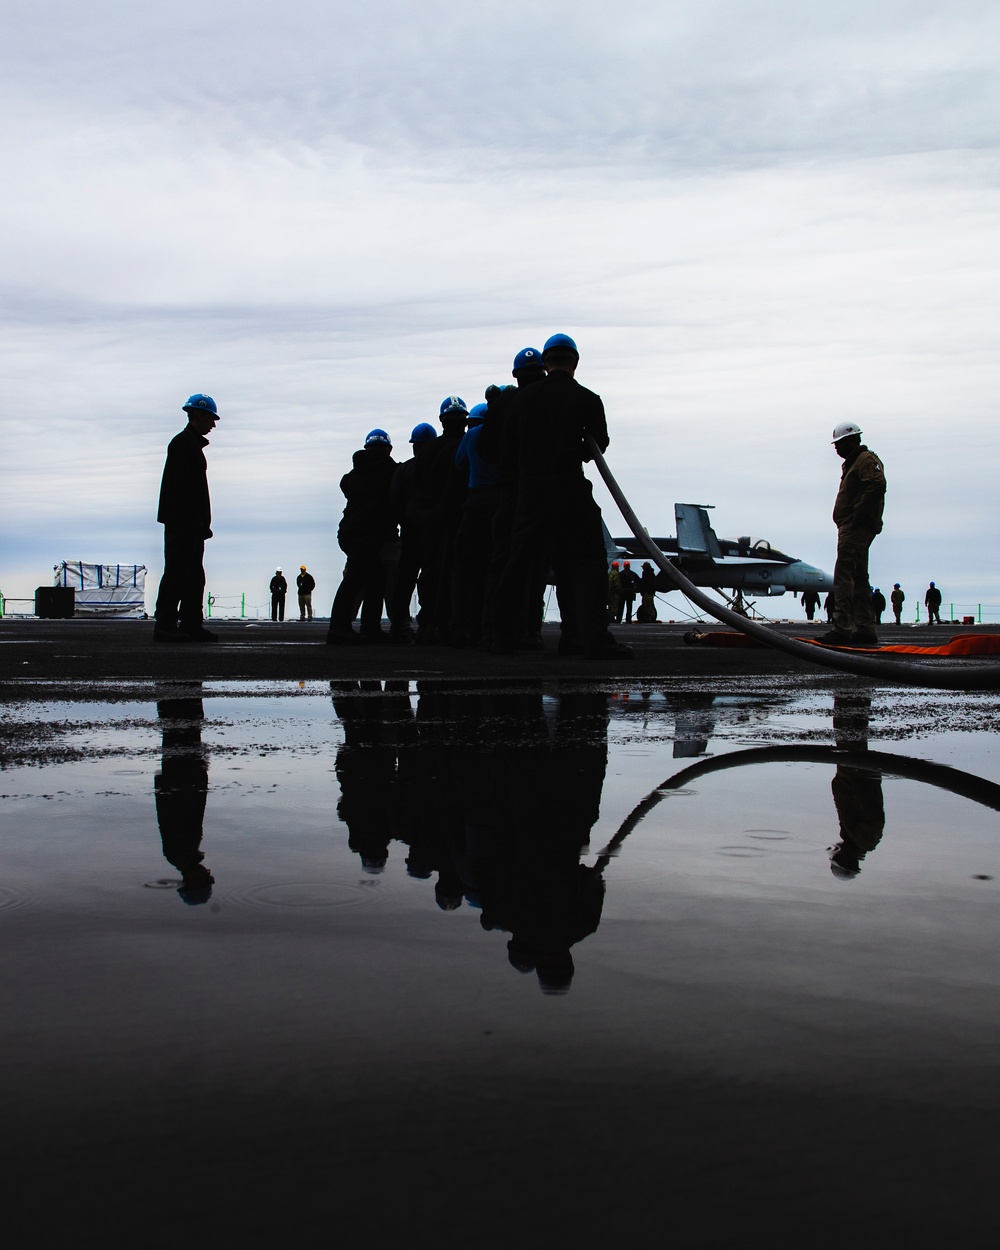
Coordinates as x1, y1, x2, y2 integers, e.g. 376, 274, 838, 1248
595, 744, 1000, 858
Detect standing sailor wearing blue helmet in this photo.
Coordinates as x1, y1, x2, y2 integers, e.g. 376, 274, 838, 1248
411, 396, 470, 644
154, 393, 220, 643
326, 429, 401, 644
450, 401, 500, 647
493, 335, 632, 660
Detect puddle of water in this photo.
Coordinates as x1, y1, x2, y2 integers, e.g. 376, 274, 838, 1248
2, 678, 999, 1239
3, 679, 999, 922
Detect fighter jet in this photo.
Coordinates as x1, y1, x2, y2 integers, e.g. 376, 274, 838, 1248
608, 503, 832, 598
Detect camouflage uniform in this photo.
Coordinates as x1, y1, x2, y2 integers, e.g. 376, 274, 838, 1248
831, 446, 885, 636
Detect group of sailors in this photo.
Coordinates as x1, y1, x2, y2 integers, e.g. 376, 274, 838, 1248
326, 333, 633, 660
607, 560, 658, 624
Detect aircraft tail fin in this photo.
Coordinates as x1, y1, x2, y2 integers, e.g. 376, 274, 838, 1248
675, 504, 722, 558
600, 519, 624, 563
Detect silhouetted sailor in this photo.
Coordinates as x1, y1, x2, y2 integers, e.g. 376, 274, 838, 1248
925, 582, 942, 625
619, 561, 639, 623
296, 565, 315, 620
800, 589, 821, 621
269, 568, 287, 621
636, 561, 658, 622
493, 334, 631, 660
411, 396, 469, 644
153, 393, 221, 643
478, 348, 549, 650
388, 422, 438, 644
450, 401, 501, 647
820, 422, 886, 647
153, 687, 214, 904
326, 430, 400, 645
890, 583, 905, 624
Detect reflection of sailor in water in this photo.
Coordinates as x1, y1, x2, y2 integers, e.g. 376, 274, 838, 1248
331, 680, 413, 875
154, 687, 214, 904
460, 690, 609, 994
397, 685, 467, 908
829, 691, 885, 880
330, 683, 610, 987
331, 681, 488, 906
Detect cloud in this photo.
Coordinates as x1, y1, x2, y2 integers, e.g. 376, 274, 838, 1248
5, 2, 1000, 170
1, 2, 999, 613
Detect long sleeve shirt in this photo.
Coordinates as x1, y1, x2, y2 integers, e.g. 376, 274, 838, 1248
157, 425, 212, 536
833, 446, 885, 535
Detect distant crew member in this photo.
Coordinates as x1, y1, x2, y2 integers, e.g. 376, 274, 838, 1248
269, 568, 287, 621
296, 565, 315, 620
871, 586, 886, 623
925, 581, 942, 625
801, 588, 821, 621
890, 583, 905, 624
620, 561, 639, 623
637, 561, 658, 622
154, 393, 220, 643
607, 561, 623, 623
820, 422, 886, 648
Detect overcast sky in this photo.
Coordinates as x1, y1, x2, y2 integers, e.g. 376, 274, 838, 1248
2, 1, 998, 619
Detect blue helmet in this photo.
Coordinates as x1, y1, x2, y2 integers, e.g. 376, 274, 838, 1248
410, 422, 437, 444
467, 403, 489, 423
542, 333, 579, 357
183, 393, 218, 415
364, 428, 391, 447
512, 347, 544, 372
439, 395, 468, 417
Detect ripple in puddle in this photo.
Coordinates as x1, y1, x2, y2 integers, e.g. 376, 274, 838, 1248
716, 847, 769, 859
238, 882, 368, 909
744, 829, 792, 841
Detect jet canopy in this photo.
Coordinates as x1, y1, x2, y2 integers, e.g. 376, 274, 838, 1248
721, 536, 794, 562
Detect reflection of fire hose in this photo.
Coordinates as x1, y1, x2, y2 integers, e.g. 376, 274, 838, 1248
596, 744, 1000, 857
587, 436, 1000, 691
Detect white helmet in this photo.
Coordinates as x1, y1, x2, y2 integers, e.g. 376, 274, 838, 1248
831, 421, 863, 443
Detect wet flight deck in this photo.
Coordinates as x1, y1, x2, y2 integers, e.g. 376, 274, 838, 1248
2, 674, 998, 1244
